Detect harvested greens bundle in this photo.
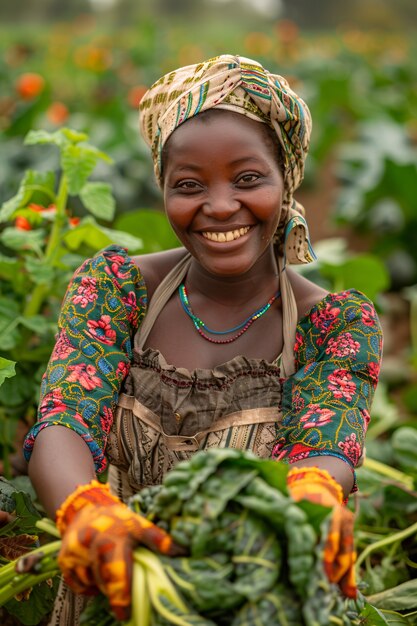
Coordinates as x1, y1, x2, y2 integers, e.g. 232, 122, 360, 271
83, 448, 363, 626
2, 449, 369, 625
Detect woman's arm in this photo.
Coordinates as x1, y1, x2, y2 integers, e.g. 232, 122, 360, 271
290, 455, 353, 498
28, 426, 96, 519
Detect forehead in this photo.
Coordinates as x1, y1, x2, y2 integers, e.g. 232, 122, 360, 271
163, 110, 279, 166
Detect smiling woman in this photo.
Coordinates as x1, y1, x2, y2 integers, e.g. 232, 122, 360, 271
23, 54, 383, 625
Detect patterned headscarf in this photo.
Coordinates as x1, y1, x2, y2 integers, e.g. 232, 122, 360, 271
139, 54, 315, 265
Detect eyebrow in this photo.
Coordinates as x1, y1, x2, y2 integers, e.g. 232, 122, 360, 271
171, 156, 266, 172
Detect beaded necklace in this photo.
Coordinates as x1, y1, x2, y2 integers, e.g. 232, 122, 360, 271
178, 283, 281, 344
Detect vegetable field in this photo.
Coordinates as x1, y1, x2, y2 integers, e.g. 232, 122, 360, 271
0, 15, 417, 625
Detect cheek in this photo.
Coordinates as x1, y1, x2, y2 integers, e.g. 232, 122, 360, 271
165, 199, 196, 232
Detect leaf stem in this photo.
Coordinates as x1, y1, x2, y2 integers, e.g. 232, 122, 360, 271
362, 457, 414, 490
356, 520, 417, 569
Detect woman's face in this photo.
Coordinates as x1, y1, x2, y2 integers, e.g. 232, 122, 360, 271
163, 111, 284, 277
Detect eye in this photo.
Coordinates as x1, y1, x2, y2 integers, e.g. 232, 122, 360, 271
175, 179, 202, 192
237, 172, 261, 185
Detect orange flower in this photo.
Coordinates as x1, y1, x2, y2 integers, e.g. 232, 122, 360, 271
29, 203, 56, 215
15, 216, 32, 230
15, 73, 45, 100
127, 85, 148, 108
275, 19, 300, 45
46, 101, 69, 125
69, 217, 80, 227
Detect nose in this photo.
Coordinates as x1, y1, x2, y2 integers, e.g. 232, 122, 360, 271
202, 186, 240, 220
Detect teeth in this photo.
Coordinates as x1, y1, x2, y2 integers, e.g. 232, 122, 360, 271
202, 226, 250, 242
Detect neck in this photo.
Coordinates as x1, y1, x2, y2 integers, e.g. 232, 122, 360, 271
186, 248, 280, 308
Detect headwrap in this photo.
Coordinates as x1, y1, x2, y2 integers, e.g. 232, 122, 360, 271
139, 54, 315, 266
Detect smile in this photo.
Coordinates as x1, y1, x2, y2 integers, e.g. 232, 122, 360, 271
201, 226, 251, 243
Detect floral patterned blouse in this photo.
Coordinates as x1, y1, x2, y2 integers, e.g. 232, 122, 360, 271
23, 245, 383, 478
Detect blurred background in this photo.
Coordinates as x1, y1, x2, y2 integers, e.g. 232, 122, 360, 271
0, 0, 417, 477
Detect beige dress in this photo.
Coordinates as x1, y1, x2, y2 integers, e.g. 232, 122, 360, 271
49, 254, 296, 625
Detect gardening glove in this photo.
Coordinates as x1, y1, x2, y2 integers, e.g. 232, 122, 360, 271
56, 479, 181, 621
286, 466, 357, 599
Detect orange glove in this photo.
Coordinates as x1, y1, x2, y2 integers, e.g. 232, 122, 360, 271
56, 479, 181, 621
286, 466, 357, 599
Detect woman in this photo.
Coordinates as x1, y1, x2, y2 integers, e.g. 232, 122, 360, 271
24, 55, 382, 624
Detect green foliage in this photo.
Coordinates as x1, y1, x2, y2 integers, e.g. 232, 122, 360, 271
0, 127, 140, 477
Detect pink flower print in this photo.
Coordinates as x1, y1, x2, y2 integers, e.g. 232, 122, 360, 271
272, 437, 286, 459
327, 369, 357, 402
87, 315, 116, 345
333, 291, 350, 301
116, 360, 130, 380
72, 277, 98, 308
292, 390, 305, 412
325, 332, 361, 358
67, 363, 103, 390
300, 404, 335, 429
51, 330, 75, 361
39, 388, 66, 418
100, 405, 113, 434
361, 408, 371, 432
361, 302, 376, 327
104, 254, 128, 279
338, 433, 362, 466
367, 361, 380, 387
311, 303, 341, 335
294, 331, 304, 353
122, 291, 139, 326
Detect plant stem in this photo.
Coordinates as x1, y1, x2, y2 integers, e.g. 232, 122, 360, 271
356, 520, 417, 569
362, 457, 414, 490
36, 518, 61, 538
22, 174, 68, 319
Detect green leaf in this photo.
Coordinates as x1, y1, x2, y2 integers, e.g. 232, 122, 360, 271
0, 171, 34, 223
320, 253, 390, 300
60, 128, 89, 144
359, 601, 391, 625
0, 254, 20, 281
4, 576, 60, 626
114, 208, 180, 253
24, 257, 56, 285
0, 372, 33, 408
0, 297, 21, 350
392, 427, 417, 472
63, 217, 143, 252
63, 218, 113, 251
24, 129, 67, 147
79, 182, 115, 221
61, 144, 97, 195
99, 225, 143, 251
18, 315, 50, 335
0, 481, 41, 536
367, 580, 417, 611
0, 357, 16, 387
0, 227, 45, 254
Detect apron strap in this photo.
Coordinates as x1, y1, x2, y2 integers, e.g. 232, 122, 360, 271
134, 252, 192, 350
134, 251, 297, 375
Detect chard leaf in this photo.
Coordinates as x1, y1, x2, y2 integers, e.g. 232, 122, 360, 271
367, 580, 417, 611
4, 576, 60, 626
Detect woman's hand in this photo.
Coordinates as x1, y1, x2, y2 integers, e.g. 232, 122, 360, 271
56, 480, 181, 621
287, 466, 357, 599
